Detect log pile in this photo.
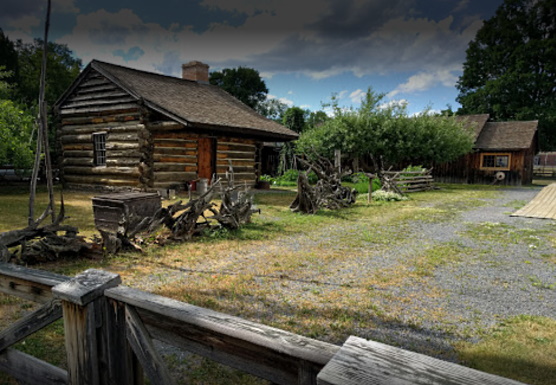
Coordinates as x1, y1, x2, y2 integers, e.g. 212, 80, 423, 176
0, 198, 94, 264
110, 167, 259, 253
290, 156, 357, 214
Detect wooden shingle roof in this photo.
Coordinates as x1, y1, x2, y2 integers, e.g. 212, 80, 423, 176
475, 121, 538, 150
57, 60, 298, 141
455, 114, 490, 141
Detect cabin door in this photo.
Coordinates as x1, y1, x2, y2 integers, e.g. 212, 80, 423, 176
197, 137, 216, 182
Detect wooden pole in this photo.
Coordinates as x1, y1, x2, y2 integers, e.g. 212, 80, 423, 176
29, 0, 55, 225
52, 269, 142, 385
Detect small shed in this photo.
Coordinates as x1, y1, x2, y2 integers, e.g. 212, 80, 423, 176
54, 60, 298, 191
434, 114, 538, 185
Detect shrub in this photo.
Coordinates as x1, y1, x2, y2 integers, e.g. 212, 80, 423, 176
346, 172, 381, 194
272, 169, 318, 186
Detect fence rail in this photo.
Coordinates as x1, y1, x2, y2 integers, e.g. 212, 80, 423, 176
383, 169, 436, 193
0, 263, 528, 385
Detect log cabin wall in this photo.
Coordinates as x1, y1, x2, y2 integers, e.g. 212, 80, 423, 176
216, 137, 257, 186
58, 69, 145, 190
148, 121, 198, 189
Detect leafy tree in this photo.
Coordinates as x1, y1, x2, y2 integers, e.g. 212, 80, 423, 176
0, 29, 19, 89
209, 67, 268, 110
282, 106, 308, 133
14, 39, 81, 108
0, 69, 34, 170
456, 0, 556, 149
256, 97, 288, 122
297, 89, 474, 170
307, 110, 329, 128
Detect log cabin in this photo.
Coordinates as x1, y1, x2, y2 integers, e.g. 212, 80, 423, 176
434, 114, 538, 185
54, 60, 298, 191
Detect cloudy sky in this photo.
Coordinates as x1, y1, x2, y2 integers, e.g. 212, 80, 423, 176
2, 0, 503, 115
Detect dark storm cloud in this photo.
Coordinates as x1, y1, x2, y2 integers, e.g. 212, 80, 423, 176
308, 0, 415, 40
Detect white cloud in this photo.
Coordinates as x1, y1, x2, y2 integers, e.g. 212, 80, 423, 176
379, 99, 408, 110
337, 90, 348, 99
349, 89, 365, 104
53, 0, 79, 14
267, 94, 294, 107
388, 68, 459, 98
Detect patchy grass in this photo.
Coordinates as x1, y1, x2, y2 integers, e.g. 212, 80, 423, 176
0, 183, 554, 385
457, 316, 556, 385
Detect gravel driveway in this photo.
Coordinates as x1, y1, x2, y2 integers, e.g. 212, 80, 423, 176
130, 186, 556, 363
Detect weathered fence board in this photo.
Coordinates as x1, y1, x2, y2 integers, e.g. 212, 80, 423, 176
0, 299, 62, 351
125, 304, 175, 385
0, 263, 68, 303
106, 285, 339, 385
317, 336, 527, 385
0, 348, 68, 385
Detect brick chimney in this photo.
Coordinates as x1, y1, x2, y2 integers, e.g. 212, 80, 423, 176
181, 61, 209, 83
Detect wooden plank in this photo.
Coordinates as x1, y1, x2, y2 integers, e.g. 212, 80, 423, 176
0, 299, 62, 352
67, 90, 130, 103
0, 348, 68, 385
60, 103, 140, 116
63, 166, 140, 177
148, 121, 187, 131
125, 305, 176, 385
317, 336, 526, 385
153, 147, 197, 156
106, 286, 338, 385
63, 175, 140, 186
61, 113, 140, 126
154, 171, 196, 182
52, 269, 121, 306
153, 154, 197, 163
102, 299, 144, 385
63, 150, 94, 158
217, 151, 256, 160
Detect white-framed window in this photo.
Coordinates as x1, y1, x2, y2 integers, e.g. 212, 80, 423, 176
92, 132, 107, 166
480, 153, 510, 171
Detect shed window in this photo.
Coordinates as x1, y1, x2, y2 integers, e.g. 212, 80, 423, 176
92, 132, 107, 166
480, 153, 510, 170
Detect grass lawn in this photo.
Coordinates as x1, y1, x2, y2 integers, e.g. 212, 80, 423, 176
0, 182, 554, 385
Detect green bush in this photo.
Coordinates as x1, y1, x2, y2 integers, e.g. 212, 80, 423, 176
272, 169, 318, 186
345, 172, 381, 194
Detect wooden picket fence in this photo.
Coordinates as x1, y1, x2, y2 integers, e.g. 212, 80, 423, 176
0, 263, 527, 385
383, 169, 436, 193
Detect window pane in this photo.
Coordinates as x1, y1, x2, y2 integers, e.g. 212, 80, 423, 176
483, 155, 495, 168
93, 133, 107, 166
495, 156, 508, 168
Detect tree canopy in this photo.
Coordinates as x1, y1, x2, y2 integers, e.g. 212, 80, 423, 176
456, 0, 556, 149
14, 39, 81, 108
282, 106, 308, 133
209, 66, 268, 110
297, 89, 474, 169
0, 69, 34, 170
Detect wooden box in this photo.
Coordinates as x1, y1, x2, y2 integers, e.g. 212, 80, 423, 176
92, 192, 161, 235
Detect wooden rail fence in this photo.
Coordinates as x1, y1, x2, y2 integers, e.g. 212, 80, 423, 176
383, 169, 436, 193
0, 263, 527, 385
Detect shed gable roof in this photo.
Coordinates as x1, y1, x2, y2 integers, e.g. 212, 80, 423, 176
475, 121, 538, 151
57, 60, 298, 141
455, 114, 537, 151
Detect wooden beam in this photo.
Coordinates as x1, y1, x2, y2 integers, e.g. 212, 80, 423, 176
0, 299, 62, 352
125, 305, 175, 385
0, 348, 68, 385
317, 336, 527, 385
106, 286, 338, 385
0, 263, 68, 303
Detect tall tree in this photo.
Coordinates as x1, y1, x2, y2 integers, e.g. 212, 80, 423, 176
14, 39, 81, 108
456, 0, 556, 149
297, 89, 474, 170
0, 29, 19, 89
282, 106, 308, 133
209, 67, 268, 110
256, 97, 288, 121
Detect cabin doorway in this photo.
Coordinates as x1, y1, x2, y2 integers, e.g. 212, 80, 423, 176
197, 137, 216, 182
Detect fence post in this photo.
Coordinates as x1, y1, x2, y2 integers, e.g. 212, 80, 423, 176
52, 269, 142, 385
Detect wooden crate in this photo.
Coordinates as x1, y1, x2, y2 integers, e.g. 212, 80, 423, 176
92, 192, 161, 234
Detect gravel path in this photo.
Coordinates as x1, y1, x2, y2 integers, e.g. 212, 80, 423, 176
131, 186, 556, 363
